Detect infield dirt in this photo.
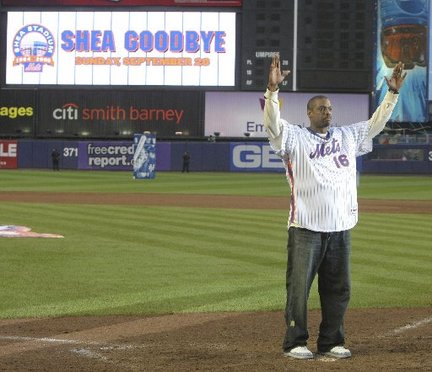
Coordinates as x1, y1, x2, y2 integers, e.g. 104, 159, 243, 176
0, 308, 430, 371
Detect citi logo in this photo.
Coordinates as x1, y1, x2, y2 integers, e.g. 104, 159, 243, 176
53, 103, 79, 120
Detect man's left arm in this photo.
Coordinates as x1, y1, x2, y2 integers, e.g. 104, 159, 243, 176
367, 61, 407, 140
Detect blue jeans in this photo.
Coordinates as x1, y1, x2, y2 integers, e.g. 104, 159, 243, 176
283, 227, 351, 352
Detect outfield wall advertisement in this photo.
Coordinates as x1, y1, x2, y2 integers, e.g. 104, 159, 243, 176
13, 139, 432, 174
0, 89, 35, 137
205, 92, 369, 138
78, 141, 134, 170
230, 143, 284, 172
0, 140, 18, 169
77, 141, 169, 171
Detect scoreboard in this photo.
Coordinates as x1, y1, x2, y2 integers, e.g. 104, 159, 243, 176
0, 0, 243, 6
240, 0, 294, 91
0, 0, 374, 92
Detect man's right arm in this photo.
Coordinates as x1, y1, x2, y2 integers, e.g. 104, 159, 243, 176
264, 54, 290, 140
263, 88, 282, 139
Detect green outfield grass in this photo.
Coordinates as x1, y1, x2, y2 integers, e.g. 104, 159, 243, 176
0, 170, 431, 318
1, 169, 431, 199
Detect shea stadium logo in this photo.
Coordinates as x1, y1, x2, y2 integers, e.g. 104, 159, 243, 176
12, 24, 55, 72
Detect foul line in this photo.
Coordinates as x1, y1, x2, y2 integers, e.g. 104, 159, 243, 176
0, 335, 137, 349
0, 335, 89, 344
0, 313, 237, 359
381, 316, 432, 337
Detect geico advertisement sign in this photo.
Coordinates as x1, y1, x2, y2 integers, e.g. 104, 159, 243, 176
230, 144, 284, 171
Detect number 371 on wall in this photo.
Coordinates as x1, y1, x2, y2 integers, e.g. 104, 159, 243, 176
63, 147, 78, 157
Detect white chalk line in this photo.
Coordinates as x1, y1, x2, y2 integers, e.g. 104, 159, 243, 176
0, 335, 83, 344
70, 348, 108, 361
1, 335, 339, 365
314, 354, 337, 362
0, 335, 140, 365
0, 334, 136, 348
381, 316, 432, 337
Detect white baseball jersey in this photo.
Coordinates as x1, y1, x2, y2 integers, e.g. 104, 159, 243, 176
264, 90, 398, 232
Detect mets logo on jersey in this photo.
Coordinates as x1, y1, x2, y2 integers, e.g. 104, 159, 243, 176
12, 24, 55, 72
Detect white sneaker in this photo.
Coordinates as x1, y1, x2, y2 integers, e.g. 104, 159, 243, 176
284, 346, 314, 359
323, 345, 351, 359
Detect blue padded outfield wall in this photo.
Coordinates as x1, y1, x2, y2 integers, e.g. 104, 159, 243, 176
15, 140, 285, 172
4, 139, 432, 174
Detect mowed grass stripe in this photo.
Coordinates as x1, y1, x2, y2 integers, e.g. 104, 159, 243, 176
357, 219, 432, 239
356, 230, 431, 246
1, 200, 288, 226
358, 212, 432, 227
1, 203, 288, 255
352, 262, 429, 284
0, 170, 289, 196
356, 234, 431, 252
1, 170, 430, 198
2, 205, 427, 311
355, 214, 432, 259
2, 205, 285, 313
350, 281, 424, 308
3, 281, 284, 318
350, 213, 431, 306
352, 251, 431, 271
358, 175, 432, 200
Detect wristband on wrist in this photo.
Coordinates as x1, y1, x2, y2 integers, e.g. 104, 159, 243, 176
388, 87, 399, 94
267, 85, 278, 92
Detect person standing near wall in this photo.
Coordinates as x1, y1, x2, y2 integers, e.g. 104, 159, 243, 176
182, 151, 191, 173
51, 148, 60, 171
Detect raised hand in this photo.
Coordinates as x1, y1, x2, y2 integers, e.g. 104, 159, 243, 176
384, 61, 407, 93
267, 54, 290, 91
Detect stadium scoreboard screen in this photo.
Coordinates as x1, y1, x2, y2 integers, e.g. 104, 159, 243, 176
1, 0, 243, 6
5, 11, 237, 87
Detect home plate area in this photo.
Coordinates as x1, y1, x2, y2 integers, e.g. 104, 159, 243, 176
0, 308, 430, 371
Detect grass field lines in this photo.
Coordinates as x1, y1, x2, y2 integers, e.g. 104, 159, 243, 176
0, 170, 290, 196
353, 251, 431, 273
1, 202, 431, 316
351, 213, 432, 308
0, 278, 284, 318
1, 202, 289, 257
0, 202, 289, 317
2, 170, 430, 198
355, 214, 432, 256
357, 175, 432, 200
